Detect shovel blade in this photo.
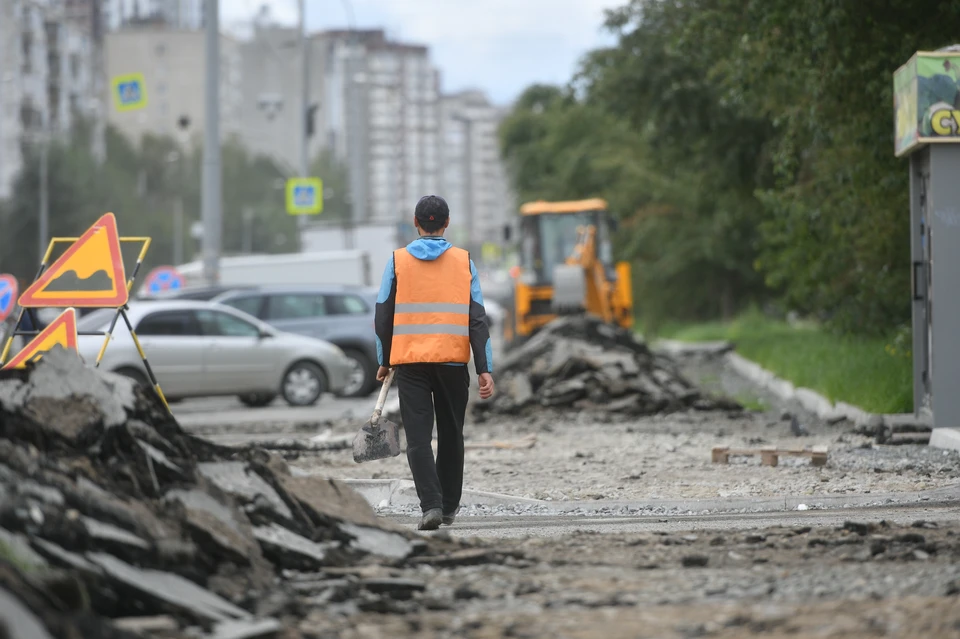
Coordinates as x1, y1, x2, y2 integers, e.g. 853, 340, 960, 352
352, 418, 402, 463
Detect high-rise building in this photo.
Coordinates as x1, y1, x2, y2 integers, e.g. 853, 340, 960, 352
439, 90, 514, 256
107, 0, 202, 30
104, 27, 243, 145
319, 30, 442, 228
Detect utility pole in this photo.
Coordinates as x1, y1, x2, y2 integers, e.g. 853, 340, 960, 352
242, 206, 254, 253
201, 0, 221, 285
89, 0, 106, 164
453, 112, 474, 252
297, 0, 309, 244
173, 197, 184, 264
38, 109, 48, 260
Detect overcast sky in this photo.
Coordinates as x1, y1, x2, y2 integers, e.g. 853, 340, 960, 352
222, 0, 621, 105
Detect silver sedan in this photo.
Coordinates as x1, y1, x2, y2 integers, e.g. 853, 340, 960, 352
76, 300, 352, 407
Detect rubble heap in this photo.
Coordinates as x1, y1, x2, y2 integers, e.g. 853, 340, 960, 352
0, 347, 455, 638
476, 316, 740, 417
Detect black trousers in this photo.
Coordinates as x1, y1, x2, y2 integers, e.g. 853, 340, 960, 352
396, 364, 470, 513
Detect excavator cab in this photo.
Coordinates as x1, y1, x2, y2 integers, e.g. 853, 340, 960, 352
503, 198, 633, 348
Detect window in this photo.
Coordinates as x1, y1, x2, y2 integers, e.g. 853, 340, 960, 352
137, 310, 202, 336
21, 32, 32, 73
77, 308, 116, 332
197, 310, 260, 337
327, 294, 368, 315
266, 294, 326, 320
221, 295, 264, 318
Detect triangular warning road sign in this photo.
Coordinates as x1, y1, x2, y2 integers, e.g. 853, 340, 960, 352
2, 309, 79, 370
19, 213, 128, 308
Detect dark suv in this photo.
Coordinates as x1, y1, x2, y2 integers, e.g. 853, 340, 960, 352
211, 285, 379, 397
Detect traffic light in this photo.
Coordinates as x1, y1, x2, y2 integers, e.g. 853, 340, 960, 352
306, 104, 319, 138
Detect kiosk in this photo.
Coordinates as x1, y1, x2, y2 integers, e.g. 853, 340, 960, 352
895, 47, 960, 444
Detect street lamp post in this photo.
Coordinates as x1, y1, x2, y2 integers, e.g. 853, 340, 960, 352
165, 150, 185, 265
297, 0, 309, 243
38, 112, 49, 260
201, 0, 222, 285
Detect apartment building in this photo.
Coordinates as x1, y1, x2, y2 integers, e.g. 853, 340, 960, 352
237, 24, 326, 175
439, 90, 514, 255
104, 27, 243, 145
0, 0, 103, 199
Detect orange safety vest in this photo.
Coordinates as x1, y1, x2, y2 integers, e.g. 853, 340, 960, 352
390, 246, 472, 365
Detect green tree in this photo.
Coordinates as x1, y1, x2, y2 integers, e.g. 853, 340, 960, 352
499, 0, 960, 336
0, 121, 344, 285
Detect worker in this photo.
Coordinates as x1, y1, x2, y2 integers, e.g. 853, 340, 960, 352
375, 195, 495, 531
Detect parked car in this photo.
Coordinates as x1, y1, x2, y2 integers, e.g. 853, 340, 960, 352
75, 301, 352, 407
210, 285, 380, 398
483, 298, 504, 328
136, 284, 252, 302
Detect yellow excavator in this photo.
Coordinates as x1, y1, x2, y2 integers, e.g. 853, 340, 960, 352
502, 198, 633, 349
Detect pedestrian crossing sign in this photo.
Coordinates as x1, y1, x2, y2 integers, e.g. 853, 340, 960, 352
112, 73, 147, 112
286, 178, 323, 215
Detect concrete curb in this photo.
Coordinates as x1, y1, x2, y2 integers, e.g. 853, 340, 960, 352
548, 483, 960, 515
930, 428, 960, 452
724, 352, 931, 430
326, 476, 959, 516
317, 478, 545, 508
655, 339, 734, 357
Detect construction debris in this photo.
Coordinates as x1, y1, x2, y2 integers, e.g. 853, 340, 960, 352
854, 415, 934, 446
465, 434, 538, 450
712, 445, 829, 467
0, 347, 487, 638
475, 316, 741, 418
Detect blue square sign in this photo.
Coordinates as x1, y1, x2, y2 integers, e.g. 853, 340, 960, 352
286, 178, 323, 215
112, 73, 147, 112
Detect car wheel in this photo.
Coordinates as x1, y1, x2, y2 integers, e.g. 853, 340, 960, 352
238, 393, 277, 408
114, 367, 149, 387
338, 349, 376, 398
281, 361, 326, 407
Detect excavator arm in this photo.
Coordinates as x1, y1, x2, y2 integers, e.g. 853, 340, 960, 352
556, 225, 616, 323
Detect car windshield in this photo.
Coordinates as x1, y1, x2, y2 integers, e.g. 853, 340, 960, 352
524, 211, 600, 283
76, 308, 118, 332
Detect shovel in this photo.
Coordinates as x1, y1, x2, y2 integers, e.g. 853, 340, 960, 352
352, 368, 402, 463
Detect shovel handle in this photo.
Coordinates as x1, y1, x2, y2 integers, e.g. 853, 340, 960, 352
370, 368, 395, 425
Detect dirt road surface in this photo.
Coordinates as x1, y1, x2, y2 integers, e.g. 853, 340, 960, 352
173, 349, 960, 638
298, 514, 960, 639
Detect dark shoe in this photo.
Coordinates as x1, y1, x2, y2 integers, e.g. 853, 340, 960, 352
418, 508, 442, 531
442, 506, 460, 526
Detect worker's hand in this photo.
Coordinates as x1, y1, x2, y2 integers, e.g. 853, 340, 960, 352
376, 366, 391, 381
478, 373, 495, 400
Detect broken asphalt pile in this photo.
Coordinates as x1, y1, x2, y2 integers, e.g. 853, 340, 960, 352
475, 316, 741, 418
0, 347, 509, 638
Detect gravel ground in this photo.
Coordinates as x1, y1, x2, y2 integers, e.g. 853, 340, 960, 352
297, 519, 960, 638
294, 351, 960, 504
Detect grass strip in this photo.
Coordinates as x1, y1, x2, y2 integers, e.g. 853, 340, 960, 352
654, 311, 912, 414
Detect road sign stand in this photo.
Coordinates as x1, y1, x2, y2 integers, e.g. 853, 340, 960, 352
0, 228, 170, 412
1, 309, 79, 370
0, 252, 52, 365
116, 307, 168, 410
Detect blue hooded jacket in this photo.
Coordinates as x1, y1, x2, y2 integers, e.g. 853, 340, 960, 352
374, 236, 493, 374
